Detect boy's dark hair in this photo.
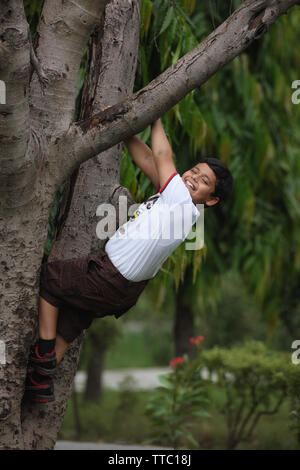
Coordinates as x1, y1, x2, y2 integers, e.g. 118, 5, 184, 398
200, 157, 234, 204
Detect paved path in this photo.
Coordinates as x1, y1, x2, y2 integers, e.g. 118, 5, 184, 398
55, 440, 173, 450
74, 366, 217, 392
74, 367, 171, 392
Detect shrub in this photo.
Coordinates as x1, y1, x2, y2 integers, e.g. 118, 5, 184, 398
199, 340, 293, 449
145, 339, 300, 450
145, 335, 210, 450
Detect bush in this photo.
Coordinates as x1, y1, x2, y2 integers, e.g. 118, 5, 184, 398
145, 339, 300, 450
145, 336, 210, 450
199, 340, 298, 449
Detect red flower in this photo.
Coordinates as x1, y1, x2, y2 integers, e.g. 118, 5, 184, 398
169, 357, 185, 368
189, 335, 204, 347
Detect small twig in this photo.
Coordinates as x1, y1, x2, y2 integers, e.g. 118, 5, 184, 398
29, 27, 50, 94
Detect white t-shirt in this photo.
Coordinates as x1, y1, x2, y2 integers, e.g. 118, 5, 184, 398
105, 172, 200, 281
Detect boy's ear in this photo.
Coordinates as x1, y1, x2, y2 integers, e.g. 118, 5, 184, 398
205, 196, 219, 207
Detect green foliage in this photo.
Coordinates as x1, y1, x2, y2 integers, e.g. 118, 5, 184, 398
145, 351, 210, 450
199, 341, 297, 449
60, 384, 299, 449
195, 271, 266, 349
79, 317, 121, 371
110, 376, 144, 438
24, 0, 44, 37
61, 389, 152, 444
144, 339, 300, 449
29, 0, 300, 340
134, 0, 300, 335
287, 360, 300, 443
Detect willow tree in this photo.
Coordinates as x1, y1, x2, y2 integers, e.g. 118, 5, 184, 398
0, 0, 299, 450
137, 0, 300, 351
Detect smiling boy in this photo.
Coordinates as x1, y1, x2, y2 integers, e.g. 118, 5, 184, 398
25, 118, 233, 403
125, 120, 232, 207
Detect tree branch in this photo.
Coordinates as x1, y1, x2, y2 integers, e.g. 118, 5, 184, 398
0, 0, 32, 210
50, 0, 299, 188
245, 389, 287, 440
29, 0, 111, 137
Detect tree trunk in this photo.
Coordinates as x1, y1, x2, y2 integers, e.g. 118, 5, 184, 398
72, 387, 82, 440
20, 0, 141, 449
84, 346, 105, 402
173, 265, 196, 360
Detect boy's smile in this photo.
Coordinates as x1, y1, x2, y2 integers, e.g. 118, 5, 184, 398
182, 163, 219, 206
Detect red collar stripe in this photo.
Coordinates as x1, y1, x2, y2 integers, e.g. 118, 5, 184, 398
159, 172, 178, 193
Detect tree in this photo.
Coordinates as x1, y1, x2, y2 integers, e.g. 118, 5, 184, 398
137, 0, 300, 356
0, 0, 299, 450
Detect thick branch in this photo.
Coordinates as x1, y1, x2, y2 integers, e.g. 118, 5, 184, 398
51, 0, 299, 188
29, 0, 111, 137
0, 0, 32, 210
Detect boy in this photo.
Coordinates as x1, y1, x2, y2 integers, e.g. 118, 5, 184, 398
25, 118, 234, 403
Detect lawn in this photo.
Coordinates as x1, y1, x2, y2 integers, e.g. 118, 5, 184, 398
59, 383, 299, 450
60, 316, 299, 450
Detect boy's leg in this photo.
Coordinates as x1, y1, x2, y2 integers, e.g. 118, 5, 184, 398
38, 296, 58, 340
28, 296, 58, 374
55, 333, 70, 364
38, 297, 70, 363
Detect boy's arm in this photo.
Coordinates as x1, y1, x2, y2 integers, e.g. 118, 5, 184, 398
150, 119, 177, 190
123, 136, 160, 189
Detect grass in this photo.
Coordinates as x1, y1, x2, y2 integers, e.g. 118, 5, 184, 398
59, 387, 156, 445
187, 385, 299, 450
79, 318, 174, 371
59, 381, 300, 450
61, 306, 300, 449
104, 331, 165, 369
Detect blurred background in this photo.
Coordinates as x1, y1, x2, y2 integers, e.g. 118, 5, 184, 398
26, 0, 300, 449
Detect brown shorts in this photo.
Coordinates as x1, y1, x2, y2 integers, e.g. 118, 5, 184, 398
39, 249, 149, 343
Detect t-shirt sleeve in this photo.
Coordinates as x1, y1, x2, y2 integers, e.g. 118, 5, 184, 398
160, 172, 192, 205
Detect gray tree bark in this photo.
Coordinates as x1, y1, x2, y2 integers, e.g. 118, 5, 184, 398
21, 0, 141, 449
0, 0, 298, 450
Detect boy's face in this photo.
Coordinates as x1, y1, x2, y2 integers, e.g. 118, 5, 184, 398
181, 163, 219, 206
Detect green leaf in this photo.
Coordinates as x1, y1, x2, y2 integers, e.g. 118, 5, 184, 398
157, 374, 174, 389
158, 5, 175, 37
